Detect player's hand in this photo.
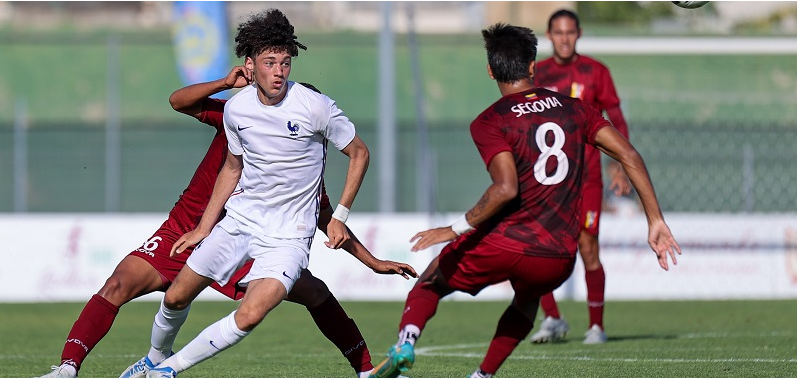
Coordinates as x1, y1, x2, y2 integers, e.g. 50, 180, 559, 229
367, 260, 418, 280
609, 166, 631, 196
170, 229, 209, 257
324, 218, 351, 249
410, 227, 457, 252
223, 65, 253, 89
647, 219, 681, 271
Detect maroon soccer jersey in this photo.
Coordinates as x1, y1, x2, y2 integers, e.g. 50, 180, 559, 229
468, 88, 609, 258
161, 98, 228, 240
535, 55, 629, 186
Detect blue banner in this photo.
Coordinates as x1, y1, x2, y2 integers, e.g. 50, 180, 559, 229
172, 1, 229, 96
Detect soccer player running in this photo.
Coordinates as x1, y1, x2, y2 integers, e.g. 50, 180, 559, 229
35, 66, 413, 378
370, 23, 680, 378
127, 9, 370, 378
529, 9, 633, 345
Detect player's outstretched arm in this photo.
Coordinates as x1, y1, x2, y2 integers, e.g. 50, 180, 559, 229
317, 206, 417, 280
410, 151, 518, 251
169, 65, 252, 119
171, 151, 243, 256
326, 135, 370, 249
594, 126, 681, 270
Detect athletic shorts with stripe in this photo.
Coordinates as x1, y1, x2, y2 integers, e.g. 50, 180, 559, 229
186, 216, 311, 294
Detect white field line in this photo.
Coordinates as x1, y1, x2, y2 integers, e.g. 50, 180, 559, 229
416, 344, 797, 364
417, 350, 797, 364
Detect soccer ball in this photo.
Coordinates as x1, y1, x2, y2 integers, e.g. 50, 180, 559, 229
672, 1, 709, 9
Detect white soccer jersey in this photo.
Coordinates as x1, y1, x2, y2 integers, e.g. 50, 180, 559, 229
222, 82, 356, 238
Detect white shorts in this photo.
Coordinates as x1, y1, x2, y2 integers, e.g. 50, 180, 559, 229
186, 216, 311, 293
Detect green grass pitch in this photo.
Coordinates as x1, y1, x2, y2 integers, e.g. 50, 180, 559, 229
7, 300, 796, 378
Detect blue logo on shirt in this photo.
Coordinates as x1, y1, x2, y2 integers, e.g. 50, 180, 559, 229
237, 125, 253, 131
287, 121, 299, 136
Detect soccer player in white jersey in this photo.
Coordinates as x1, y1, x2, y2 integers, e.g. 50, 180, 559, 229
137, 9, 371, 378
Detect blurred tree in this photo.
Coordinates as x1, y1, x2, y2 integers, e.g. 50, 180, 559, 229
578, 1, 676, 26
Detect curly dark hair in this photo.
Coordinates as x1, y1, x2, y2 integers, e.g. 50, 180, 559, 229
234, 9, 307, 59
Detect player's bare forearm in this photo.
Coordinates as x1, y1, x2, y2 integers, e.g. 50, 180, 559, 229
465, 151, 518, 227
410, 152, 517, 251
172, 156, 239, 254
596, 129, 662, 223
317, 205, 416, 278
169, 65, 252, 118
618, 151, 661, 222
318, 205, 361, 253
594, 126, 681, 268
197, 152, 242, 233
607, 161, 631, 196
337, 135, 370, 209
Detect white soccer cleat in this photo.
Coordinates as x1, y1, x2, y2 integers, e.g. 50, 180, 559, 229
583, 324, 608, 344
118, 356, 156, 378
33, 364, 77, 378
529, 316, 570, 343
467, 368, 493, 378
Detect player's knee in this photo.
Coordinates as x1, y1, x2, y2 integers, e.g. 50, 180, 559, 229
578, 234, 600, 263
287, 276, 331, 307
97, 275, 134, 304
163, 289, 192, 310
234, 307, 265, 332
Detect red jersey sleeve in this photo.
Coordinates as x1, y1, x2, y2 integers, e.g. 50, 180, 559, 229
470, 112, 512, 168
197, 98, 227, 129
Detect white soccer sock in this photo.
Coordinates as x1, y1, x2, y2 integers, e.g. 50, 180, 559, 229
147, 300, 191, 364
160, 310, 250, 373
357, 369, 374, 378
397, 324, 421, 347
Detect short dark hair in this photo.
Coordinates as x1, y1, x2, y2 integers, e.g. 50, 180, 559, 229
481, 23, 537, 84
548, 9, 580, 31
234, 9, 307, 59
298, 82, 321, 94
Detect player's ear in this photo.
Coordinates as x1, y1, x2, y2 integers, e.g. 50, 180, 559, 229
577, 27, 583, 39
528, 61, 535, 79
487, 64, 495, 80
245, 56, 254, 71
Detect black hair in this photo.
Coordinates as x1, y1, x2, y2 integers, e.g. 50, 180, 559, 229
548, 9, 580, 31
481, 23, 537, 84
234, 8, 307, 59
298, 82, 321, 94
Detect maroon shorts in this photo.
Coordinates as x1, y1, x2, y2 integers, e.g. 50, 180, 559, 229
129, 226, 249, 300
580, 184, 603, 236
438, 237, 576, 303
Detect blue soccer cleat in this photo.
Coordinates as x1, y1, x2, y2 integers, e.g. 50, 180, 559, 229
145, 367, 176, 378
369, 342, 415, 378
118, 356, 156, 378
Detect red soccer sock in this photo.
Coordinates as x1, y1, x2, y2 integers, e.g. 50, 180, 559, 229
585, 266, 606, 329
61, 294, 119, 370
539, 292, 561, 319
307, 295, 373, 373
480, 306, 533, 374
399, 283, 442, 332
